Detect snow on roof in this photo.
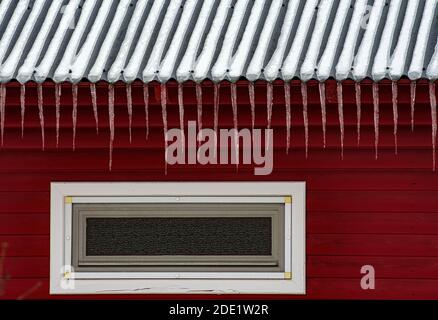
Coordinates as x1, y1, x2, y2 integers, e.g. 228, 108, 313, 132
0, 0, 437, 84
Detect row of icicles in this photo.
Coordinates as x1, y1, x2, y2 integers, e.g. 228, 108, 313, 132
0, 80, 436, 171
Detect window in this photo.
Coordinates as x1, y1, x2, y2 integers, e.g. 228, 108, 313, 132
50, 182, 305, 294
72, 202, 285, 273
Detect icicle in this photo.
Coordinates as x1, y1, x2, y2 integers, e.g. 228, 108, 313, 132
249, 82, 255, 130
284, 82, 292, 154
213, 82, 220, 159
337, 82, 344, 159
108, 84, 115, 171
230, 83, 239, 132
0, 84, 5, 146
372, 82, 380, 160
230, 83, 239, 168
266, 82, 273, 129
411, 81, 416, 132
266, 82, 273, 151
196, 83, 203, 132
430, 82, 437, 171
392, 81, 398, 155
55, 84, 61, 147
161, 83, 168, 138
161, 83, 168, 175
301, 82, 309, 158
177, 83, 185, 151
213, 82, 220, 136
355, 82, 362, 147
37, 84, 45, 151
177, 83, 184, 133
319, 82, 326, 149
90, 83, 99, 134
284, 81, 291, 153
126, 83, 133, 143
72, 84, 78, 151
20, 84, 25, 139
143, 83, 149, 139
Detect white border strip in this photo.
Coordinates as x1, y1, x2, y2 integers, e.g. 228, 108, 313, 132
50, 182, 306, 295
71, 196, 285, 203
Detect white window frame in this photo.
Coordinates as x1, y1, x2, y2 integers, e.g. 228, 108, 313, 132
50, 182, 306, 295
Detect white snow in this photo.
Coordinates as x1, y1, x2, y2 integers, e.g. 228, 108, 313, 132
335, 0, 368, 81
211, 0, 251, 82
281, 0, 319, 81
263, 0, 300, 82
71, 0, 114, 83
17, 0, 63, 84
0, 0, 46, 83
372, 0, 403, 82
142, 0, 183, 83
159, 0, 198, 83
176, 0, 216, 82
0, 0, 29, 66
352, 0, 386, 82
427, 36, 438, 81
107, 0, 150, 83
228, 0, 266, 82
193, 0, 232, 83
300, 0, 336, 82
246, 0, 283, 82
123, 0, 166, 83
0, 0, 13, 23
388, 0, 420, 80
54, 0, 99, 83
35, 0, 81, 83
316, 0, 351, 82
408, 0, 438, 80
0, 0, 436, 84
88, 0, 132, 83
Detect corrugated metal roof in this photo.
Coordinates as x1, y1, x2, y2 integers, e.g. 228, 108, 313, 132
0, 0, 437, 84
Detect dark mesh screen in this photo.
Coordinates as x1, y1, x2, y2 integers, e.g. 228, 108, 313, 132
86, 217, 272, 256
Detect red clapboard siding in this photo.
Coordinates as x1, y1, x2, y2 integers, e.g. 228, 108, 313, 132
0, 127, 436, 150
2, 257, 49, 278
308, 256, 438, 279
6, 256, 438, 280
0, 235, 49, 257
0, 150, 436, 171
0, 171, 438, 191
0, 214, 48, 234
3, 278, 438, 300
0, 79, 438, 300
3, 233, 438, 258
0, 190, 437, 214
4, 212, 438, 235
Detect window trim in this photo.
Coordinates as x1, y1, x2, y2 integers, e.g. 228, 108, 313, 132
50, 182, 306, 295
72, 202, 285, 273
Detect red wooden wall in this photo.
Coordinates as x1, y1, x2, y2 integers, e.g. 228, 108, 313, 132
0, 79, 437, 299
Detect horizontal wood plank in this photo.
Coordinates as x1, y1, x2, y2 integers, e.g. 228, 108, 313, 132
2, 278, 438, 299
0, 127, 435, 150
0, 171, 437, 191
0, 150, 436, 170
3, 234, 438, 257
4, 212, 438, 235
0, 190, 437, 214
4, 256, 438, 280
